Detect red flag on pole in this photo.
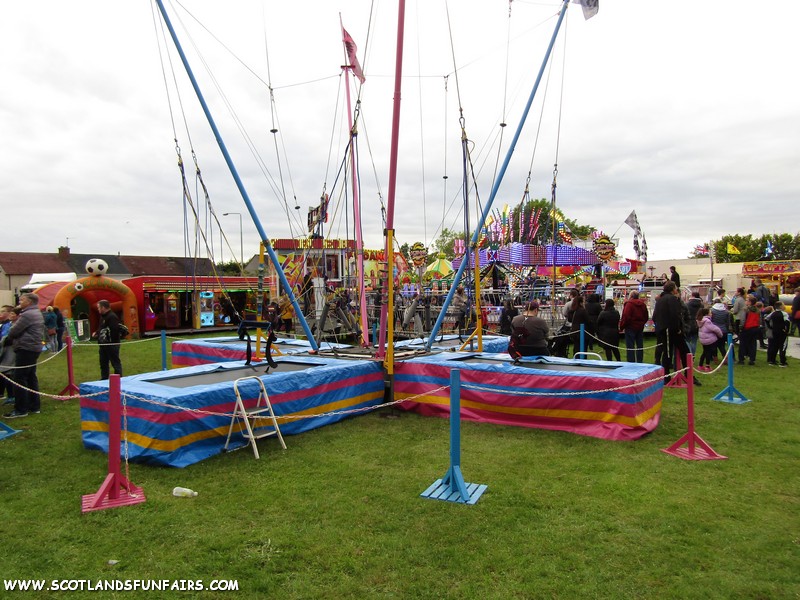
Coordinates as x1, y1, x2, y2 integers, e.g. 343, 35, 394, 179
342, 28, 365, 84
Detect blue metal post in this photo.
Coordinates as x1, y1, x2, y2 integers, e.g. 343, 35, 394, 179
161, 330, 167, 371
580, 323, 585, 356
154, 0, 318, 351
449, 368, 464, 480
426, 0, 571, 351
420, 367, 487, 504
712, 333, 750, 404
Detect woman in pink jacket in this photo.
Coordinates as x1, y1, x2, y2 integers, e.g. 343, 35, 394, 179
696, 307, 723, 371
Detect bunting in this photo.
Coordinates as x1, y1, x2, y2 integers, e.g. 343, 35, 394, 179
528, 208, 541, 243
557, 222, 573, 245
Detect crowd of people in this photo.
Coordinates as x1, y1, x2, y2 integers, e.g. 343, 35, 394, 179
504, 276, 799, 376
0, 293, 137, 420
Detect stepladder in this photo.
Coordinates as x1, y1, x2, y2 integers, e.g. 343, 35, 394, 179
224, 376, 287, 459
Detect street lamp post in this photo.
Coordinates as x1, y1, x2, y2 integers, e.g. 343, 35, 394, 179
223, 212, 244, 270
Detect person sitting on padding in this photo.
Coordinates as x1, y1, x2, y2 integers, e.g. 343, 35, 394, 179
508, 301, 550, 361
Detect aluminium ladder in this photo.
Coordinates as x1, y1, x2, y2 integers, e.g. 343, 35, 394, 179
224, 376, 286, 459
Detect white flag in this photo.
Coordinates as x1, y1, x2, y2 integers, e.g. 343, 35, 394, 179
624, 210, 638, 230
624, 210, 642, 238
572, 0, 599, 20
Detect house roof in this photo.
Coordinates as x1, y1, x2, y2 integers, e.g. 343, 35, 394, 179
120, 255, 214, 277
0, 249, 215, 278
0, 252, 71, 275
65, 254, 130, 276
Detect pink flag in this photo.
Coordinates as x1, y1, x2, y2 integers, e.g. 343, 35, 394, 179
342, 28, 365, 84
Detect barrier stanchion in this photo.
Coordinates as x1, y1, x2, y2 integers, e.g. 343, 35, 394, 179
666, 351, 689, 389
0, 420, 22, 441
161, 330, 168, 371
712, 334, 750, 404
58, 335, 80, 398
82, 374, 146, 512
580, 324, 585, 356
662, 353, 726, 461
421, 368, 487, 504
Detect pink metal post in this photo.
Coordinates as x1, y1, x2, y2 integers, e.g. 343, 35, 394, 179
81, 374, 146, 512
58, 335, 80, 398
665, 351, 689, 389
662, 353, 726, 461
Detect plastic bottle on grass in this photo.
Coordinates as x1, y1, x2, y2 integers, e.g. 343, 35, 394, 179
172, 486, 198, 497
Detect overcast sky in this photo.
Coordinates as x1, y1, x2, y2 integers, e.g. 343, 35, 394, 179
1, 0, 798, 265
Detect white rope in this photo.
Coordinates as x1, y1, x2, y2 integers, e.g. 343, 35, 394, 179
0, 346, 66, 370
691, 342, 735, 376
71, 335, 181, 348
114, 384, 449, 423
462, 375, 661, 398
120, 392, 142, 498
0, 372, 109, 401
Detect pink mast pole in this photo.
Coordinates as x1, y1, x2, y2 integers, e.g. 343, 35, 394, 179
377, 0, 407, 360
341, 20, 369, 347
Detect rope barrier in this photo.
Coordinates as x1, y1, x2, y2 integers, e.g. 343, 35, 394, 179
0, 345, 67, 370
692, 343, 734, 376
462, 375, 659, 398
70, 335, 184, 348
0, 370, 109, 401
3, 330, 740, 426
116, 384, 449, 423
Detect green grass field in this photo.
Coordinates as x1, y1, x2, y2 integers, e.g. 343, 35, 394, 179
1, 336, 798, 599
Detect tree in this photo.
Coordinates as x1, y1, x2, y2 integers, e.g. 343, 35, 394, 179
216, 260, 245, 276
709, 233, 800, 263
399, 242, 411, 264
508, 198, 594, 244
432, 228, 462, 259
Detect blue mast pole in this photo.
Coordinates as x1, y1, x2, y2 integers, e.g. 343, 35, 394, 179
154, 0, 318, 351
426, 0, 570, 351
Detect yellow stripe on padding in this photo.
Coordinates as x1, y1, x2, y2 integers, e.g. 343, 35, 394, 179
397, 393, 661, 428
82, 390, 383, 453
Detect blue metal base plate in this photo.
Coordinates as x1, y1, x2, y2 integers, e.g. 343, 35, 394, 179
0, 421, 22, 441
420, 478, 487, 505
712, 385, 751, 404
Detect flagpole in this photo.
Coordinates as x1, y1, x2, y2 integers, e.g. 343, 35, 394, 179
709, 242, 715, 302
377, 0, 407, 364
425, 0, 572, 351
340, 18, 369, 347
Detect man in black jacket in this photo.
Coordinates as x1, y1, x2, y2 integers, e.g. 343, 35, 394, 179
95, 300, 123, 380
653, 281, 698, 385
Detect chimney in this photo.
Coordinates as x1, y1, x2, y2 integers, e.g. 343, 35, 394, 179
58, 246, 71, 260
